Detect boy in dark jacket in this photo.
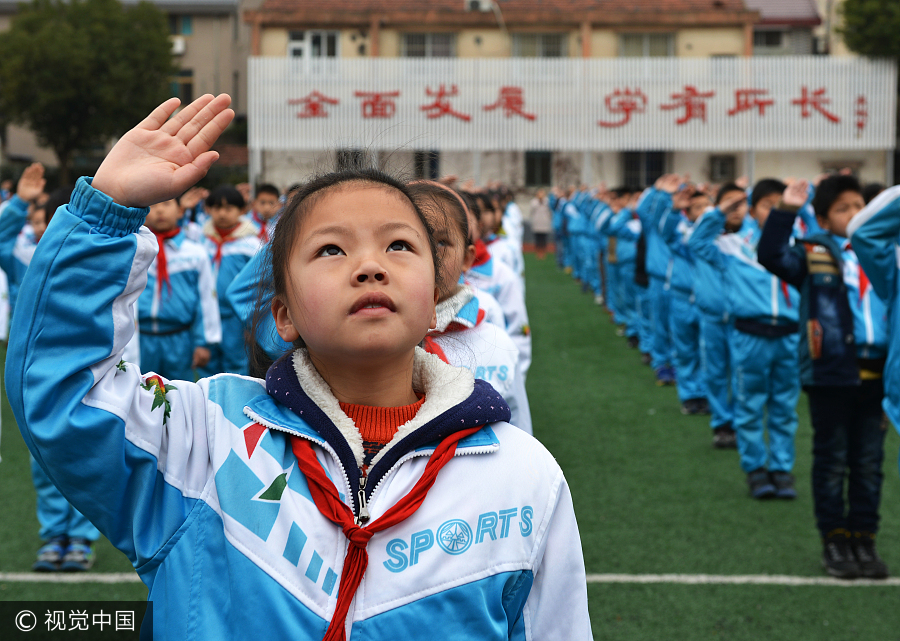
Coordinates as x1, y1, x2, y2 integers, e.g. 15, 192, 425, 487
758, 175, 889, 579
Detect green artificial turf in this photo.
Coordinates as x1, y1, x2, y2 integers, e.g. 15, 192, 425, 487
1, 252, 899, 639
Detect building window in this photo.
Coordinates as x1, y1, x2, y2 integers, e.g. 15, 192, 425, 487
622, 151, 667, 187
512, 34, 567, 58
525, 151, 553, 187
709, 155, 736, 183
414, 151, 440, 180
289, 31, 339, 58
170, 69, 194, 104
620, 33, 673, 57
168, 15, 192, 36
402, 33, 456, 58
753, 30, 789, 55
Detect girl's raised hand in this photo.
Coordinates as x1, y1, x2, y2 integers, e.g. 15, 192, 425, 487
93, 94, 234, 208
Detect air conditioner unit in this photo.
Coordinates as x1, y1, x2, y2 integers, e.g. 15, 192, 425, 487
170, 35, 186, 56
465, 0, 492, 12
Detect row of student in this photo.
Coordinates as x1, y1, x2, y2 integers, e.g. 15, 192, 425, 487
7, 93, 591, 638
552, 173, 893, 581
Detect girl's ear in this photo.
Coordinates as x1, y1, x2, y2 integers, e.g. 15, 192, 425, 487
271, 297, 301, 343
462, 243, 477, 271
430, 287, 439, 330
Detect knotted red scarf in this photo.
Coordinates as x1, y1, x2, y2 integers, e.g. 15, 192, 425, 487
472, 239, 491, 267
289, 424, 483, 641
252, 211, 269, 243
152, 228, 181, 298
846, 243, 870, 301
209, 223, 240, 267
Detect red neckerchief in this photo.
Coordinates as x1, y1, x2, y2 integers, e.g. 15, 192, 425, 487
152, 228, 181, 298
472, 239, 491, 267
846, 242, 870, 301
289, 424, 483, 641
251, 211, 269, 243
780, 281, 792, 308
208, 223, 240, 267
422, 336, 450, 363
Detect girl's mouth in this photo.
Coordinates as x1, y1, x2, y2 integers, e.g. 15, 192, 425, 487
349, 292, 396, 315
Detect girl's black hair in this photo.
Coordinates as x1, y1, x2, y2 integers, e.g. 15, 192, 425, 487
459, 191, 481, 221
205, 183, 246, 210
44, 186, 74, 226
715, 182, 745, 205
248, 167, 441, 377
750, 178, 787, 209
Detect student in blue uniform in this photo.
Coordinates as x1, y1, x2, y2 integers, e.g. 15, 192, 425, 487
660, 181, 710, 415
687, 183, 748, 448
636, 177, 679, 385
760, 175, 889, 579
0, 164, 100, 571
139, 197, 222, 381
606, 189, 641, 340
200, 184, 261, 376
247, 182, 282, 243
689, 178, 801, 499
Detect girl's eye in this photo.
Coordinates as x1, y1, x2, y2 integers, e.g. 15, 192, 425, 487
436, 239, 449, 248
317, 245, 344, 257
388, 240, 412, 252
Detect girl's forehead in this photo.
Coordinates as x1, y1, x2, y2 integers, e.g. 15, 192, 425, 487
305, 184, 420, 226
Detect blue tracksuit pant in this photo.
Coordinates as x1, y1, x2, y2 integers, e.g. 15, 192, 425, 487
140, 329, 195, 382
636, 286, 652, 354
606, 259, 620, 320
31, 456, 99, 541
649, 275, 673, 369
617, 262, 636, 331
669, 292, 707, 403
199, 313, 249, 376
731, 328, 801, 473
699, 313, 734, 429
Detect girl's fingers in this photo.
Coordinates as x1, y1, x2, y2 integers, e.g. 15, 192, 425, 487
176, 94, 231, 146
160, 94, 216, 136
170, 151, 220, 193
138, 97, 182, 132
186, 107, 235, 158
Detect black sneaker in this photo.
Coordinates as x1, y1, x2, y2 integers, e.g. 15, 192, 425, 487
851, 532, 889, 579
713, 424, 737, 449
681, 399, 698, 415
770, 471, 797, 500
695, 398, 711, 415
626, 335, 640, 349
747, 468, 776, 499
822, 529, 860, 579
60, 538, 94, 572
640, 352, 652, 366
33, 536, 67, 572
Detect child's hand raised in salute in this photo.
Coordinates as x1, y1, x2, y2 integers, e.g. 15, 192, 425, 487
93, 94, 234, 208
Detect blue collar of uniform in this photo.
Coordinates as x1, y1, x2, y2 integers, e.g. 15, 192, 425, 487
453, 295, 481, 328
469, 257, 494, 277
243, 392, 325, 445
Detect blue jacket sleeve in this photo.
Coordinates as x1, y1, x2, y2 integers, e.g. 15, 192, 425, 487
687, 208, 727, 271
0, 195, 28, 278
6, 177, 216, 570
847, 184, 900, 301
226, 248, 293, 360
757, 208, 808, 289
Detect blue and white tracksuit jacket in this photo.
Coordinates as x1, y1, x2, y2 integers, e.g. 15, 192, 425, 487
660, 212, 707, 404
689, 208, 801, 473
201, 220, 261, 376
138, 231, 222, 381
466, 254, 532, 379
848, 184, 900, 438
636, 189, 675, 369
0, 195, 35, 312
606, 209, 640, 333
7, 178, 592, 640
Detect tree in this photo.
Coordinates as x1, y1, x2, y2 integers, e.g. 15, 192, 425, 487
0, 0, 174, 184
840, 0, 900, 58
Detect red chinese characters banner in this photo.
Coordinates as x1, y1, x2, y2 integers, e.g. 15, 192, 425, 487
249, 57, 896, 153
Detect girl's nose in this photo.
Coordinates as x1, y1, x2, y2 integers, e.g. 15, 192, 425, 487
353, 259, 388, 283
